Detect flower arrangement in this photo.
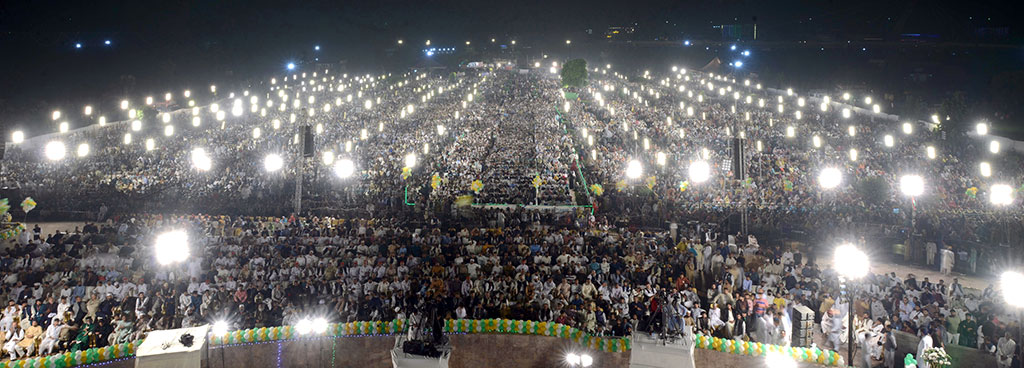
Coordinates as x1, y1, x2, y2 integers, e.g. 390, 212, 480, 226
922, 347, 951, 368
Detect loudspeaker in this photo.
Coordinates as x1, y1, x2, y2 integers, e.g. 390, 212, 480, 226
302, 126, 314, 158
731, 137, 745, 179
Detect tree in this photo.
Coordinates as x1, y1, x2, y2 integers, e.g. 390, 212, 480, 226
560, 59, 588, 89
856, 176, 890, 206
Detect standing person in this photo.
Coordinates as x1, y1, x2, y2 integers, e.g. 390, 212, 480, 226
827, 310, 844, 351
996, 332, 1015, 368
883, 327, 898, 368
958, 314, 978, 348
925, 242, 937, 267
916, 329, 933, 368
939, 247, 954, 275
944, 311, 960, 346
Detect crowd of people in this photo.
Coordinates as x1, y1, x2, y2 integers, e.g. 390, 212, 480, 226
0, 211, 1019, 367
561, 68, 1024, 273
0, 63, 1022, 366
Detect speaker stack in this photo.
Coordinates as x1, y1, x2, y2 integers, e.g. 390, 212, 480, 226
791, 305, 816, 347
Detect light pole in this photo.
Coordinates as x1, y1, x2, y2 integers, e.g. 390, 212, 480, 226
834, 243, 869, 366
900, 175, 925, 262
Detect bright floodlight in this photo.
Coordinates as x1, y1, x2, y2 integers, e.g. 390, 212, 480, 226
76, 143, 90, 157
818, 168, 842, 189
404, 153, 417, 169
580, 354, 593, 367
11, 131, 24, 144
264, 154, 284, 172
834, 243, 869, 279
765, 350, 797, 368
689, 160, 710, 183
902, 122, 913, 135
990, 140, 1000, 154
977, 123, 989, 136
154, 230, 190, 266
287, 62, 296, 70
312, 318, 329, 334
44, 141, 66, 161
295, 318, 313, 335
211, 321, 229, 337
566, 353, 581, 366
991, 184, 1014, 206
334, 159, 355, 178
192, 148, 212, 171
900, 175, 924, 197
980, 162, 992, 177
625, 159, 643, 179
1001, 271, 1024, 307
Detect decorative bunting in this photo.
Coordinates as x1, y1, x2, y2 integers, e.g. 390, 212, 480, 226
693, 334, 842, 366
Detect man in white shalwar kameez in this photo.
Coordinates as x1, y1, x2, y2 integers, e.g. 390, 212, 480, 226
826, 310, 844, 351
996, 332, 1015, 368
939, 248, 955, 275
916, 331, 933, 368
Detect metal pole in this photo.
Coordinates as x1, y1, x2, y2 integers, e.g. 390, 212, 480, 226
905, 197, 916, 262
294, 126, 306, 216
848, 284, 855, 366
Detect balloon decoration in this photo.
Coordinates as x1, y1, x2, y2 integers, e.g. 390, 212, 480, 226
401, 167, 412, 180
0, 222, 25, 241
1, 340, 140, 368
20, 197, 36, 213
470, 179, 484, 194
431, 173, 442, 189
532, 175, 544, 189
615, 180, 627, 192
589, 184, 604, 196
211, 319, 631, 353
693, 333, 843, 366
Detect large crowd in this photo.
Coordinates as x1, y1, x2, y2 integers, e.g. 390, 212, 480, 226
0, 212, 1019, 367
0, 63, 1022, 366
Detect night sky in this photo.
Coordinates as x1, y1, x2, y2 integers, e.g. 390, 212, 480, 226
0, 0, 1018, 136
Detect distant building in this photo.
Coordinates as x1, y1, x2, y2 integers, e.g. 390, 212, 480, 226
604, 26, 636, 40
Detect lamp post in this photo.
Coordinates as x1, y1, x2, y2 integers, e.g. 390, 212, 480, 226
900, 175, 924, 262
834, 243, 869, 366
